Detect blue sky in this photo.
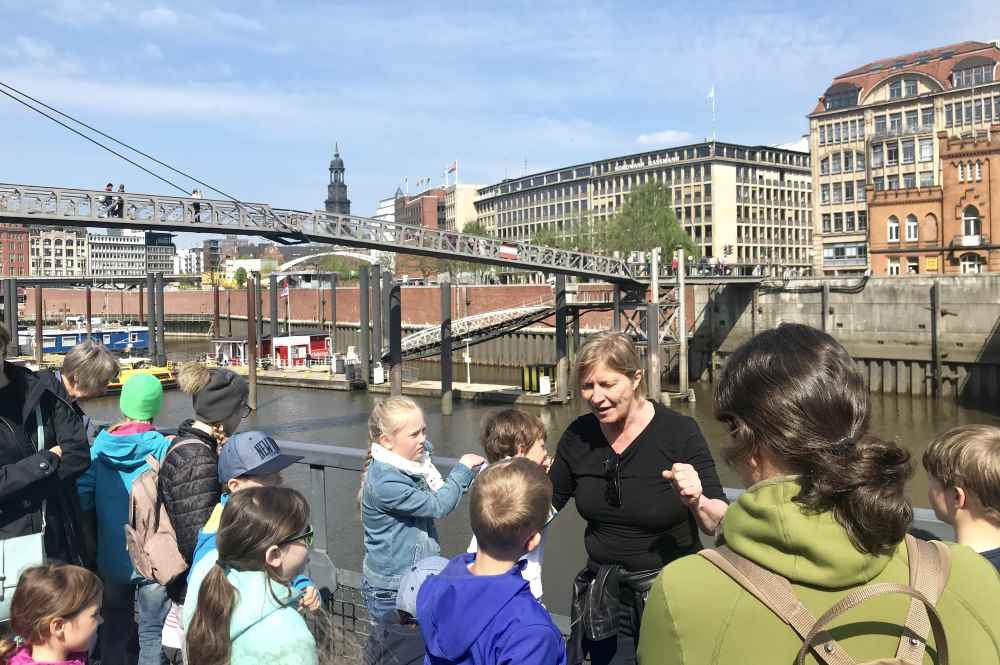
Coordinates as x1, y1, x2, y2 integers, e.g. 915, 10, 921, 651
2, 1, 998, 248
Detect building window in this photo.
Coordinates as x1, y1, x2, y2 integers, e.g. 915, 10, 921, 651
821, 184, 830, 205
906, 214, 919, 241
921, 107, 934, 127
903, 173, 916, 189
834, 124, 841, 142
905, 79, 918, 97
820, 157, 830, 175
856, 152, 865, 171
975, 99, 983, 123
888, 216, 900, 241
819, 125, 826, 145
960, 253, 985, 273
976, 161, 983, 181
905, 109, 918, 129
887, 175, 899, 190
920, 171, 934, 187
871, 144, 883, 168
886, 142, 898, 166
945, 104, 954, 127
822, 213, 831, 233
844, 181, 854, 203
844, 151, 853, 171
831, 153, 841, 173
846, 211, 856, 231
874, 115, 886, 135
958, 163, 965, 182
919, 138, 933, 162
832, 183, 842, 204
889, 80, 902, 99
888, 257, 901, 275
859, 211, 868, 230
954, 64, 994, 88
907, 257, 919, 274
874, 177, 885, 192
889, 113, 902, 131
964, 205, 982, 237
902, 139, 915, 164
965, 101, 973, 124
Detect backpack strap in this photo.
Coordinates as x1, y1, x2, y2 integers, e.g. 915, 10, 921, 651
894, 534, 952, 663
796, 583, 949, 665
699, 547, 855, 665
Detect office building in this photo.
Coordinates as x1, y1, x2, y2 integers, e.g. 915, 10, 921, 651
145, 232, 176, 274
395, 188, 447, 280
0, 224, 28, 277
173, 247, 203, 275
475, 141, 812, 270
444, 184, 481, 232
809, 40, 1000, 274
89, 229, 146, 278
29, 227, 88, 277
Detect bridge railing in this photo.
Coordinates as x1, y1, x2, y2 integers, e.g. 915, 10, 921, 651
274, 437, 954, 644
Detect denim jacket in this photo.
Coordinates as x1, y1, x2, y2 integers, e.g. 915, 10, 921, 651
361, 452, 475, 590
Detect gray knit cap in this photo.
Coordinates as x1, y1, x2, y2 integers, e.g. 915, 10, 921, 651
192, 368, 249, 423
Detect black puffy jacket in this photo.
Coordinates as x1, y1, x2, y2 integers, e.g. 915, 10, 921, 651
0, 364, 89, 565
157, 419, 220, 602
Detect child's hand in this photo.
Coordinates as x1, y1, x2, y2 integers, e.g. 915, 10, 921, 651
542, 455, 553, 472
459, 454, 486, 470
299, 586, 321, 612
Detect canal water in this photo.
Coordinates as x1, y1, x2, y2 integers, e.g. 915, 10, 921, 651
80, 338, 1000, 615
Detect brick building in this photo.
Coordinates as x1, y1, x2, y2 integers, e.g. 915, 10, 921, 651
394, 188, 447, 281
0, 224, 28, 277
810, 40, 1000, 274
869, 126, 1000, 275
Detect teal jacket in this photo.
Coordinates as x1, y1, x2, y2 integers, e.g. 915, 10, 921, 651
77, 424, 172, 584
184, 549, 317, 665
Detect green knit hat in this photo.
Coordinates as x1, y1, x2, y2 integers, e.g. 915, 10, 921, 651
120, 374, 164, 421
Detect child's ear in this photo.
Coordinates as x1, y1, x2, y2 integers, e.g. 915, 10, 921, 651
377, 433, 392, 449
48, 616, 66, 641
264, 544, 284, 569
524, 531, 542, 554
953, 486, 968, 510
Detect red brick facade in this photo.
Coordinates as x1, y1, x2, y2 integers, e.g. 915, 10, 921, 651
868, 123, 1000, 275
0, 224, 29, 277
394, 189, 447, 280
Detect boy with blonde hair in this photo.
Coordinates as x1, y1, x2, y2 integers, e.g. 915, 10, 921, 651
923, 424, 1000, 571
418, 458, 565, 665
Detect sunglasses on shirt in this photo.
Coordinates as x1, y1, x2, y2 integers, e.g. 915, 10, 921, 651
603, 454, 622, 508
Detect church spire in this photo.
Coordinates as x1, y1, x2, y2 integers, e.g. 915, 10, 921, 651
325, 142, 350, 215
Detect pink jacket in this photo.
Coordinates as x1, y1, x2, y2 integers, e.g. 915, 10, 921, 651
9, 646, 87, 665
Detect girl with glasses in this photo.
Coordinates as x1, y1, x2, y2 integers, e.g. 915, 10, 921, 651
185, 487, 316, 665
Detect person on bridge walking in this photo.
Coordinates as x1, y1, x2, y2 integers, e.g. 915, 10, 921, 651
191, 189, 202, 223
549, 332, 728, 665
359, 397, 485, 625
113, 184, 125, 218
101, 182, 114, 217
637, 323, 1000, 665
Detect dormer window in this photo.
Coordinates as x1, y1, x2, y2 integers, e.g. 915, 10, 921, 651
824, 83, 859, 111
952, 57, 995, 88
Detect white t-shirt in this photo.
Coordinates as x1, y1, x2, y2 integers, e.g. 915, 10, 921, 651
467, 531, 547, 602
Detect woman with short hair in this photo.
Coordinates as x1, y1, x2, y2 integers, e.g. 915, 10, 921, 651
550, 332, 727, 665
638, 323, 1000, 664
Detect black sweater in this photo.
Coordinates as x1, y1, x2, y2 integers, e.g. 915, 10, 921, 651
550, 401, 725, 572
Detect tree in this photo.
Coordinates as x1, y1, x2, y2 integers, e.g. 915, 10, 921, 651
234, 267, 247, 288
604, 181, 697, 257
444, 221, 492, 283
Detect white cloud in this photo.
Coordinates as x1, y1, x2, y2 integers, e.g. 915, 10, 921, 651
141, 43, 163, 60
210, 9, 264, 33
635, 130, 693, 146
3, 35, 81, 75
13, 36, 55, 62
138, 6, 179, 27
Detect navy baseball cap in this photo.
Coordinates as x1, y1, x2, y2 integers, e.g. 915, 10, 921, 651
396, 555, 449, 616
218, 431, 303, 483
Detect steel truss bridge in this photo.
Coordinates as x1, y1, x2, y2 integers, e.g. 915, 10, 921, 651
0, 183, 641, 286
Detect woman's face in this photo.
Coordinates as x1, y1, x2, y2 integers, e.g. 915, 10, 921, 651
380, 409, 427, 461
579, 362, 642, 426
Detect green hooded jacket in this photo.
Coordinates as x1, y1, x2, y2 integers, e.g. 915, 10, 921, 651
637, 477, 1000, 665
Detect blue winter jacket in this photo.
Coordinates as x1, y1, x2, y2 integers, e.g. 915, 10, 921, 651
77, 426, 172, 584
361, 446, 475, 590
417, 553, 566, 665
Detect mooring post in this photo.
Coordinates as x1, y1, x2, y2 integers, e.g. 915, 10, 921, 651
372, 264, 382, 364
676, 248, 692, 401
138, 283, 144, 328
382, 270, 392, 352
246, 274, 258, 411
389, 279, 402, 396
612, 285, 622, 332
647, 248, 661, 404
34, 285, 43, 367
441, 274, 453, 415
269, 274, 279, 353
555, 274, 568, 402
155, 273, 166, 366
84, 285, 92, 340
329, 274, 338, 353
359, 267, 370, 387
254, 274, 264, 353
2, 280, 16, 356
146, 273, 157, 362
316, 277, 324, 329
212, 283, 220, 338
821, 282, 830, 333
226, 288, 233, 337
931, 281, 942, 398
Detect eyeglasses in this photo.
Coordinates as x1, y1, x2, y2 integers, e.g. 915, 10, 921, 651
279, 526, 315, 548
603, 454, 622, 508
241, 403, 252, 419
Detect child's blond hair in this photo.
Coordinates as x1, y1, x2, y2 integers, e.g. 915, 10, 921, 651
470, 458, 551, 560
923, 424, 1000, 522
358, 397, 424, 503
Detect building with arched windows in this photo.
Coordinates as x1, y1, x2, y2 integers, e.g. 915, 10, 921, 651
810, 40, 1000, 275
867, 128, 1000, 274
